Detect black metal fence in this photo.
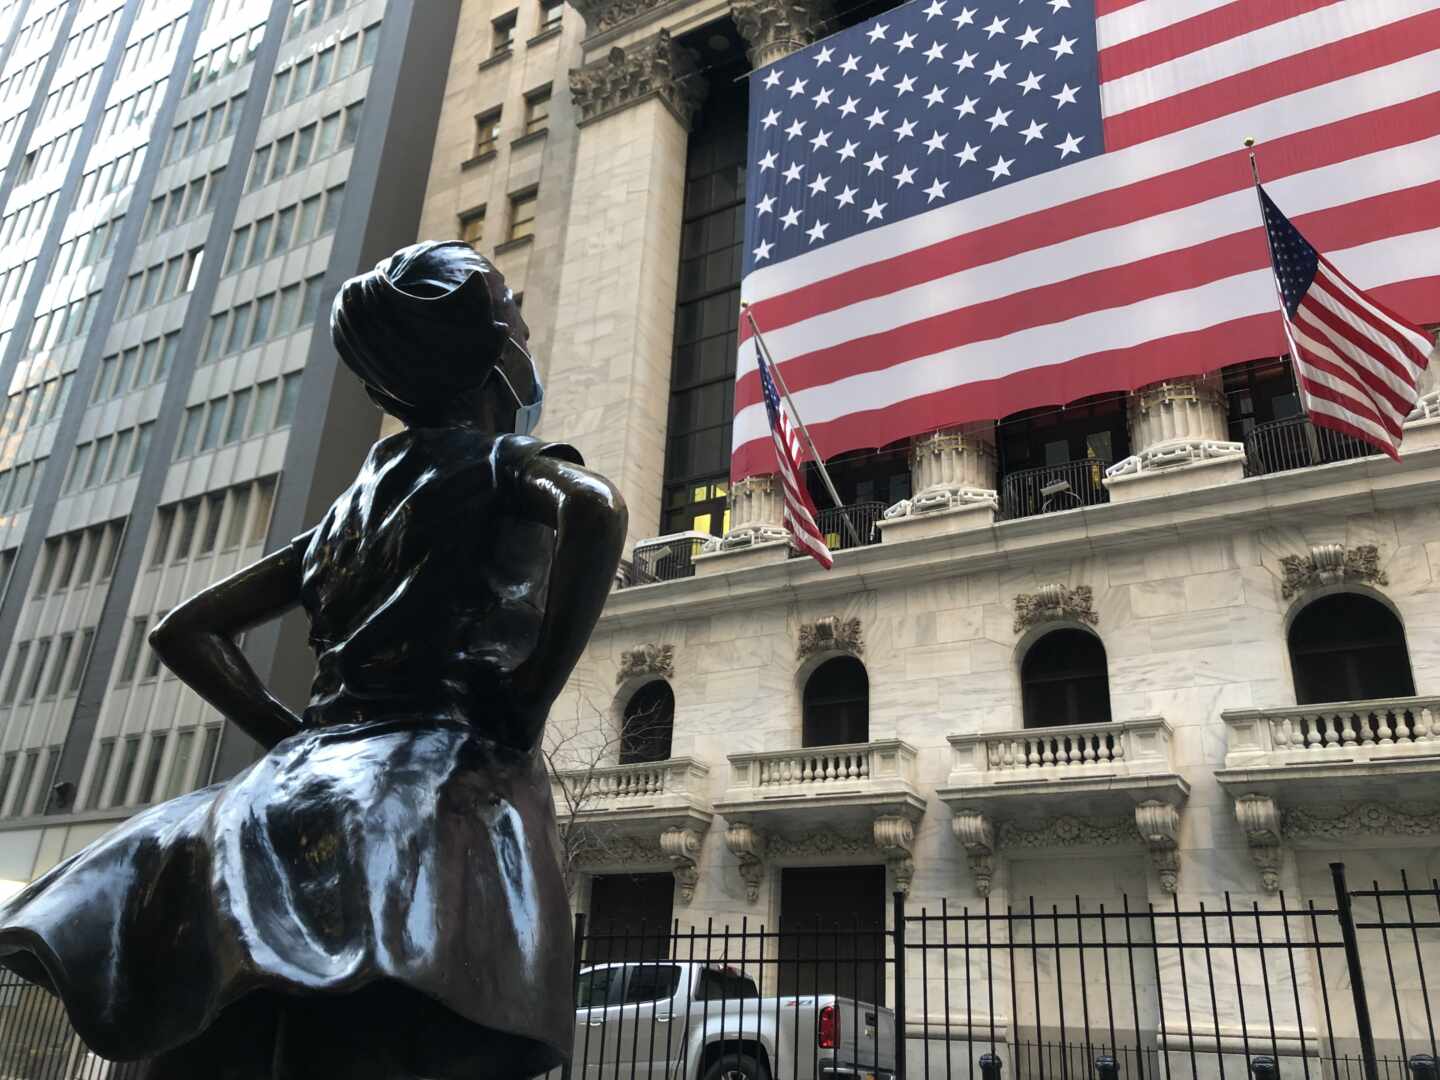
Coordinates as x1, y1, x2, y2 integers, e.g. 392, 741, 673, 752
624, 532, 710, 585
787, 500, 886, 556
1001, 459, 1111, 520
1243, 416, 1375, 476
0, 864, 1436, 1080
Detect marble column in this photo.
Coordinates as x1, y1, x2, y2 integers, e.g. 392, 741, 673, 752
544, 31, 706, 546
702, 0, 830, 563
1104, 376, 1245, 501
875, 428, 999, 541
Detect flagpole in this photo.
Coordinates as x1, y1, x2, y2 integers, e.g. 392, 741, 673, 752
742, 302, 862, 548
1245, 137, 1309, 414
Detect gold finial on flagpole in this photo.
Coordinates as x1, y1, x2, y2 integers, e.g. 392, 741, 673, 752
1244, 137, 1261, 185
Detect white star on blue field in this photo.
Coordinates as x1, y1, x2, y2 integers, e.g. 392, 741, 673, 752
744, 0, 1104, 273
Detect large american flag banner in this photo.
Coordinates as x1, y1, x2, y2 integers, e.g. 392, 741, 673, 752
756, 337, 835, 567
1260, 186, 1430, 459
733, 0, 1440, 480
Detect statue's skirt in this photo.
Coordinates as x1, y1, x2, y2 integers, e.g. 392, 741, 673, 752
0, 719, 572, 1079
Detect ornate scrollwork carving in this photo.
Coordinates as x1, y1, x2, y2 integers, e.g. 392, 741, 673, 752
617, 642, 674, 684
1281, 802, 1440, 840
724, 822, 768, 903
872, 815, 916, 897
731, 0, 833, 67
1134, 801, 1182, 894
998, 814, 1141, 849
1279, 544, 1388, 599
568, 30, 706, 130
1234, 794, 1283, 893
797, 616, 863, 659
573, 833, 666, 866
659, 826, 704, 903
951, 810, 996, 897
1012, 584, 1098, 635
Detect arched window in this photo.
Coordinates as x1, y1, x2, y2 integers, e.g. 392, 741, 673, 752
803, 656, 869, 747
1021, 629, 1112, 728
619, 681, 674, 764
1288, 593, 1415, 704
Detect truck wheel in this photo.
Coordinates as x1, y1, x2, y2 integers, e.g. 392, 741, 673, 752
701, 1052, 770, 1080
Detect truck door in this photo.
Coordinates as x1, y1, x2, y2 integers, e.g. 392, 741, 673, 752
620, 963, 684, 1080
574, 965, 628, 1078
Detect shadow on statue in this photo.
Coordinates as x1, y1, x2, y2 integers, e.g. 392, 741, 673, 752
0, 242, 626, 1079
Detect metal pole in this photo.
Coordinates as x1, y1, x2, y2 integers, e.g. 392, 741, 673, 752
1331, 863, 1381, 1080
894, 890, 908, 1080
561, 911, 587, 1080
1244, 138, 1308, 415
742, 303, 863, 548
1096, 1055, 1119, 1080
1250, 1054, 1280, 1080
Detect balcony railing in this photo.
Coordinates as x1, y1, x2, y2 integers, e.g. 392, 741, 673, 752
552, 756, 710, 814
1222, 696, 1440, 766
1243, 415, 1374, 476
1000, 458, 1111, 520
622, 531, 710, 587
726, 739, 919, 796
788, 501, 886, 558
948, 717, 1177, 784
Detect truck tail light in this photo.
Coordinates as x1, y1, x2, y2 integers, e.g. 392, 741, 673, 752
818, 1004, 836, 1049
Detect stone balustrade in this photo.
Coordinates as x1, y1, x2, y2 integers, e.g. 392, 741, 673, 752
948, 716, 1177, 783
555, 756, 709, 810
1221, 697, 1440, 766
728, 739, 917, 793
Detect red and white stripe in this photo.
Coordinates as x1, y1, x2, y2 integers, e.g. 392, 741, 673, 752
1285, 253, 1433, 458
765, 358, 834, 568
733, 0, 1440, 479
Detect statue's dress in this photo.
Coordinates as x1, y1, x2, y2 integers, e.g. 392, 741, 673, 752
0, 429, 578, 1079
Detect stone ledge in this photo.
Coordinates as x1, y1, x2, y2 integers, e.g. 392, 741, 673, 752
460, 149, 497, 171
1103, 452, 1245, 503
877, 500, 995, 542
476, 48, 513, 72
526, 23, 563, 47
693, 539, 789, 576
510, 128, 548, 150
492, 234, 535, 257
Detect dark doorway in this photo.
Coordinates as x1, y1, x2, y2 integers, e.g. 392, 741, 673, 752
803, 656, 869, 747
1021, 629, 1113, 728
1289, 593, 1415, 704
619, 681, 675, 764
587, 872, 675, 962
778, 865, 886, 1003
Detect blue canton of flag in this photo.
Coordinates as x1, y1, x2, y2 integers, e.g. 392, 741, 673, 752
744, 0, 1104, 274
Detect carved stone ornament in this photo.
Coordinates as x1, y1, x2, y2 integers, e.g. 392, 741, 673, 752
568, 0, 664, 35
952, 810, 996, 897
1281, 802, 1440, 840
997, 814, 1142, 850
872, 815, 917, 897
1233, 794, 1283, 894
1279, 543, 1388, 600
731, 0, 833, 68
617, 642, 674, 684
797, 615, 863, 659
573, 832, 667, 867
1134, 800, 1182, 894
568, 29, 707, 130
765, 830, 873, 858
659, 826, 705, 903
724, 822, 768, 903
1012, 584, 1098, 635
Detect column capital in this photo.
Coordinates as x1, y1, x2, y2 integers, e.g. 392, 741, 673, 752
568, 28, 707, 130
732, 0, 833, 68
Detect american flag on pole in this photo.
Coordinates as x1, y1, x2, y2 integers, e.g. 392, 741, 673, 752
733, 0, 1440, 479
1259, 186, 1431, 459
756, 339, 835, 568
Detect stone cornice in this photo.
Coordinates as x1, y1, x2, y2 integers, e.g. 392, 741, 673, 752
597, 438, 1440, 632
568, 29, 706, 129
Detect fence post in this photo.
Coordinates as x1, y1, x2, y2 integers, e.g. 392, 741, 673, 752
1096, 1054, 1119, 1080
1251, 1054, 1280, 1080
981, 1052, 1004, 1080
1409, 1055, 1438, 1080
560, 911, 586, 1080
893, 891, 908, 1080
1331, 862, 1381, 1080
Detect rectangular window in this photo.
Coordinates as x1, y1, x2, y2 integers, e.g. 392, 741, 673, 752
275, 205, 297, 253
66, 443, 92, 493
225, 486, 252, 549
541, 0, 564, 26
300, 274, 326, 325
276, 373, 302, 428
109, 736, 141, 807
138, 733, 168, 802
250, 217, 274, 265
118, 617, 147, 683
23, 637, 50, 702
226, 224, 251, 272
320, 187, 343, 233
3, 641, 30, 705
165, 729, 195, 799
54, 535, 79, 590
316, 112, 340, 158
227, 302, 253, 353
174, 499, 200, 561
86, 434, 112, 487
337, 32, 360, 75
199, 399, 227, 452
249, 145, 271, 189
313, 46, 334, 89
0, 753, 14, 815
33, 540, 56, 596
198, 726, 221, 786
46, 633, 73, 698
12, 750, 38, 815
102, 522, 123, 580
175, 404, 204, 458
225, 388, 252, 443
271, 135, 294, 181
199, 492, 225, 555
250, 293, 275, 345
508, 189, 537, 242
106, 429, 134, 483
250, 380, 277, 436
75, 530, 99, 586
292, 125, 315, 172
361, 22, 380, 66
142, 630, 163, 679
251, 477, 277, 544
131, 424, 152, 473
341, 100, 364, 146
223, 92, 245, 137
269, 67, 291, 112
289, 59, 312, 105
524, 87, 550, 135
150, 506, 175, 567
474, 108, 500, 157
84, 739, 113, 810
459, 207, 485, 247
276, 284, 301, 332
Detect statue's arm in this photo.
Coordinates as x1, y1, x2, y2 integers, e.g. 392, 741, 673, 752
149, 538, 309, 751
508, 454, 627, 747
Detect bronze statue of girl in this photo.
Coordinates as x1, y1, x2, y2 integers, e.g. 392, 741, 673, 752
0, 242, 626, 1079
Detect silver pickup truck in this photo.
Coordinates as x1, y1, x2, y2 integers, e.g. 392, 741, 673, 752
569, 961, 897, 1080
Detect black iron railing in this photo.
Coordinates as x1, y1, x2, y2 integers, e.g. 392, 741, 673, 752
815, 500, 886, 552
1244, 415, 1375, 476
1001, 458, 1111, 520
624, 532, 710, 586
